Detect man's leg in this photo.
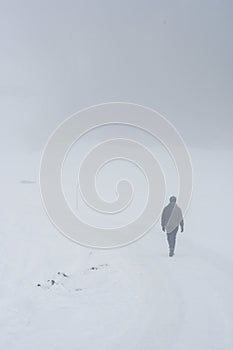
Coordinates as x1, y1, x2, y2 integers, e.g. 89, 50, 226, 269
167, 227, 178, 256
166, 233, 175, 256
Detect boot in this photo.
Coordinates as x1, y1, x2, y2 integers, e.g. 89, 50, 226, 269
169, 250, 174, 257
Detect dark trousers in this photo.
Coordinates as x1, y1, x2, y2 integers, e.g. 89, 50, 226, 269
167, 227, 178, 253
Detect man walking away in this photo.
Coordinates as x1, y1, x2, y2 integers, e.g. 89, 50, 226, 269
161, 196, 184, 257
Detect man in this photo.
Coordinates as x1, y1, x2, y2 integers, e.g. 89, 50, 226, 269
161, 196, 184, 257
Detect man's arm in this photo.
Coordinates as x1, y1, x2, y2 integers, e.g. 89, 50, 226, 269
179, 207, 184, 232
161, 208, 167, 232
180, 218, 184, 232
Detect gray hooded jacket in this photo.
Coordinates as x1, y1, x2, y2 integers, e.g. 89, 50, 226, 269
161, 203, 184, 233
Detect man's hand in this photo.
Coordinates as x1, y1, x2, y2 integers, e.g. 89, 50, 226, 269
181, 227, 184, 232
162, 226, 165, 232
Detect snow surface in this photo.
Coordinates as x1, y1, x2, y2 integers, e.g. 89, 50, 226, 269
1, 147, 233, 350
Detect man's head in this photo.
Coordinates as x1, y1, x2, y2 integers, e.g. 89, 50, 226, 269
169, 196, 176, 203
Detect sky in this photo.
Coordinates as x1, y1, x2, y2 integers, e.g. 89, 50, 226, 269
0, 0, 232, 151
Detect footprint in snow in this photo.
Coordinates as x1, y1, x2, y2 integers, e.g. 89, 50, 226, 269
20, 180, 36, 184
57, 272, 68, 277
37, 272, 82, 292
89, 263, 109, 271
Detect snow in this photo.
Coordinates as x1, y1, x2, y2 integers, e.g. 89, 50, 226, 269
1, 147, 233, 350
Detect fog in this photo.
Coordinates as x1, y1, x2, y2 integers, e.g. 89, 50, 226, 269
0, 0, 232, 151
1, 2, 233, 349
